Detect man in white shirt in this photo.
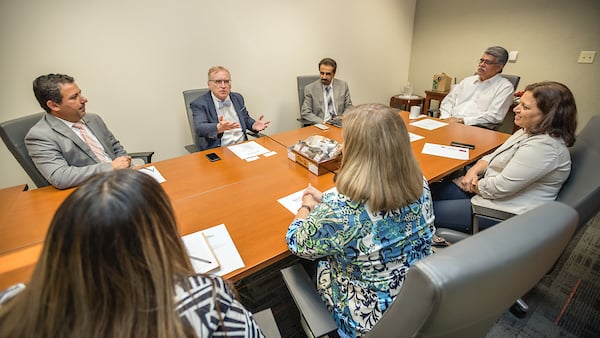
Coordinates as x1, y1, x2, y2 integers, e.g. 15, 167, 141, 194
439, 46, 514, 129
189, 66, 270, 151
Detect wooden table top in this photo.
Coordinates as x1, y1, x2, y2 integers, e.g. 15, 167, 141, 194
0, 112, 509, 289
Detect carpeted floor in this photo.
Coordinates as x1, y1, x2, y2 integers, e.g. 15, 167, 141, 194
487, 212, 600, 338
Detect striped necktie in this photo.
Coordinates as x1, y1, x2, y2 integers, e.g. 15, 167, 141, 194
72, 122, 110, 163
325, 85, 336, 117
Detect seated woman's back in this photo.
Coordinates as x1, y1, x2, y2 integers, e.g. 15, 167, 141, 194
287, 104, 435, 337
0, 170, 263, 338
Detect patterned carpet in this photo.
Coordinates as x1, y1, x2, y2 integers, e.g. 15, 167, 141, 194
487, 212, 600, 338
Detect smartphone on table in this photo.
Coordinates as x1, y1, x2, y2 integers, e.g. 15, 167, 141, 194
206, 152, 221, 162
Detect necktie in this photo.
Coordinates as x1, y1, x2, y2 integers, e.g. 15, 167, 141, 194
218, 99, 232, 109
325, 86, 336, 117
72, 122, 110, 163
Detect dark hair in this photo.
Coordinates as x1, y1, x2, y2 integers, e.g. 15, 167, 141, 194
319, 57, 337, 73
0, 170, 197, 337
33, 74, 74, 113
526, 81, 577, 147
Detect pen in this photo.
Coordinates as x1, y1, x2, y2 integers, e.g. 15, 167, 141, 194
190, 256, 212, 264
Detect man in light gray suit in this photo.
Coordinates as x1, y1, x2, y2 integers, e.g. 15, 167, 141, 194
26, 74, 132, 189
301, 58, 352, 125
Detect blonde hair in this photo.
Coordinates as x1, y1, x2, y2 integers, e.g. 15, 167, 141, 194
336, 104, 423, 212
0, 171, 198, 338
207, 66, 230, 80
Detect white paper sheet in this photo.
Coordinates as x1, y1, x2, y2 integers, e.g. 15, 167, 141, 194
228, 141, 271, 160
138, 166, 166, 183
409, 119, 448, 130
201, 224, 245, 276
409, 132, 424, 142
277, 187, 338, 214
422, 143, 469, 160
182, 231, 220, 273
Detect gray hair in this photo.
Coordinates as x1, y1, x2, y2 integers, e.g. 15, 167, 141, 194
484, 46, 509, 65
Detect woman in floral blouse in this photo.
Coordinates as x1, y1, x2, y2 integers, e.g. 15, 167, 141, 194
286, 104, 435, 337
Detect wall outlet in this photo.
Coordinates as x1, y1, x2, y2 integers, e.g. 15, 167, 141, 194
578, 51, 596, 64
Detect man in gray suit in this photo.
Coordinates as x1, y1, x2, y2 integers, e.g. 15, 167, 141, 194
301, 58, 352, 125
26, 74, 132, 189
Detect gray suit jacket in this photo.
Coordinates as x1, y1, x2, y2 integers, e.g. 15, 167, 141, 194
301, 78, 352, 124
25, 113, 128, 189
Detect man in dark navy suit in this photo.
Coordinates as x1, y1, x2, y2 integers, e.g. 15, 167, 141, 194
190, 66, 270, 151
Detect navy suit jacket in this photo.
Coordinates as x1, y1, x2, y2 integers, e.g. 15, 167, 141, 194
189, 91, 257, 151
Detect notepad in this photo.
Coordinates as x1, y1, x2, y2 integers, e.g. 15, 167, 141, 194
182, 231, 220, 273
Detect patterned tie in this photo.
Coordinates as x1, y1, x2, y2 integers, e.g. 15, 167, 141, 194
72, 122, 110, 163
218, 99, 232, 109
325, 85, 336, 118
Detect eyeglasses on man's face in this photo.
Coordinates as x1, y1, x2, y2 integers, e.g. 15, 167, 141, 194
478, 58, 499, 65
209, 79, 231, 86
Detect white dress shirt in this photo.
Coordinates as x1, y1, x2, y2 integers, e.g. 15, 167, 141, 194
439, 74, 514, 128
211, 93, 244, 146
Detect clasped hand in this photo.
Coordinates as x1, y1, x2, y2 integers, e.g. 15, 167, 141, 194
453, 169, 480, 194
302, 184, 322, 210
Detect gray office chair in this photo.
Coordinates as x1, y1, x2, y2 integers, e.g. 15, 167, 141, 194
0, 112, 154, 189
436, 115, 600, 315
497, 74, 521, 134
281, 202, 578, 338
183, 88, 210, 153
296, 75, 320, 127
182, 88, 263, 153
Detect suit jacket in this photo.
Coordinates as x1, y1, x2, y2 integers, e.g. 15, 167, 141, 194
189, 91, 257, 151
25, 113, 128, 189
301, 78, 352, 124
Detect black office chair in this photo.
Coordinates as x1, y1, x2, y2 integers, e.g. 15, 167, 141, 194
296, 75, 320, 127
0, 112, 154, 189
281, 202, 578, 338
182, 88, 262, 153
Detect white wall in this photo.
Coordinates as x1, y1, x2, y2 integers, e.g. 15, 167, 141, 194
0, 0, 416, 189
410, 0, 600, 130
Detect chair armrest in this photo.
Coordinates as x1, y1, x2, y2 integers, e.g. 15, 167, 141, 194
296, 118, 315, 127
471, 204, 515, 221
435, 228, 470, 243
280, 264, 338, 338
247, 131, 264, 139
130, 151, 154, 164
185, 144, 201, 153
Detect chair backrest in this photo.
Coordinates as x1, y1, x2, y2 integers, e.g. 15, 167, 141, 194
366, 202, 578, 338
557, 115, 600, 228
0, 112, 50, 188
296, 75, 320, 110
501, 74, 520, 91
496, 74, 520, 133
182, 88, 210, 152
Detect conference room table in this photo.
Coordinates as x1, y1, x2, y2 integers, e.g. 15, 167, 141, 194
0, 112, 510, 290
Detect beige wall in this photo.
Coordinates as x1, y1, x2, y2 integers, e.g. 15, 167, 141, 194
0, 0, 416, 189
410, 0, 600, 130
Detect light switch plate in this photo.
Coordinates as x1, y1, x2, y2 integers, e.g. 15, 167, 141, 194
508, 50, 519, 62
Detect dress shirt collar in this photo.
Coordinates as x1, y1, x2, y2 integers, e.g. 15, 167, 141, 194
211, 92, 232, 109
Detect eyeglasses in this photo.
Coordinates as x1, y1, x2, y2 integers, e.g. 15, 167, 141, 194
209, 79, 231, 85
478, 58, 499, 65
